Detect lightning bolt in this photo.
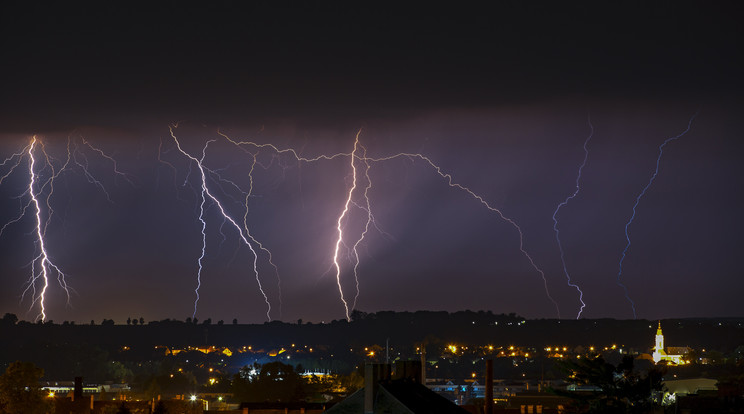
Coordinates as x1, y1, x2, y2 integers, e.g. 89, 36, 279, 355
25, 137, 70, 321
1, 134, 131, 321
193, 140, 212, 319
162, 126, 354, 320
217, 129, 381, 320
216, 130, 362, 319
331, 130, 367, 320
79, 137, 135, 187
616, 112, 698, 318
0, 137, 71, 321
0, 144, 34, 236
168, 126, 274, 321
170, 127, 562, 321
551, 116, 593, 319
365, 151, 561, 318
350, 143, 374, 312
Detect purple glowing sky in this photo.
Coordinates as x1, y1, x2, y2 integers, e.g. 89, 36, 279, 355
0, 2, 741, 323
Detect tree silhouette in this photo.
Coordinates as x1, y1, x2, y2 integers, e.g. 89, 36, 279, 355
0, 361, 53, 414
231, 361, 307, 403
1, 313, 18, 326
551, 355, 664, 414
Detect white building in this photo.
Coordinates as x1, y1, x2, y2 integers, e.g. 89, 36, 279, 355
652, 322, 690, 365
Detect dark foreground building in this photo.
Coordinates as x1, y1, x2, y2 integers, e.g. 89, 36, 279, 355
239, 402, 328, 413
326, 362, 470, 414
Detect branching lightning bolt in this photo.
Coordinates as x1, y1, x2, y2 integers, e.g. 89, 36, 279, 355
170, 127, 564, 321
350, 143, 373, 312
366, 152, 562, 318
0, 114, 706, 322
0, 138, 70, 321
552, 116, 593, 319
193, 140, 212, 319
218, 129, 380, 320
0, 135, 131, 321
79, 137, 135, 187
330, 130, 367, 321
25, 137, 69, 321
168, 126, 274, 321
162, 127, 355, 320
616, 112, 698, 318
0, 144, 34, 237
230, 130, 561, 319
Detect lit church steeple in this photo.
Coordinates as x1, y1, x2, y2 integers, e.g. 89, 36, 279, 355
651, 321, 687, 364
654, 321, 664, 352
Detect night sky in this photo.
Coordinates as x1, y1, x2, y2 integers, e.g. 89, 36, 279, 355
0, 2, 742, 324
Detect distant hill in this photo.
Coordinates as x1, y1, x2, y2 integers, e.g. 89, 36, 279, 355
2, 311, 742, 353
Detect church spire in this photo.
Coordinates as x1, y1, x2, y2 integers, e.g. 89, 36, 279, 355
654, 321, 664, 356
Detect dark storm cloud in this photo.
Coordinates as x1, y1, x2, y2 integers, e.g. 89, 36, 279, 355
0, 1, 740, 130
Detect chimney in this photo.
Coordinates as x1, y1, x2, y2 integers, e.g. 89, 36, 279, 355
420, 346, 426, 384
393, 360, 422, 384
74, 377, 83, 401
364, 363, 390, 414
485, 360, 493, 414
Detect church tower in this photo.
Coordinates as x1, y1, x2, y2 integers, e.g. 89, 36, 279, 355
652, 321, 665, 363
655, 321, 664, 351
